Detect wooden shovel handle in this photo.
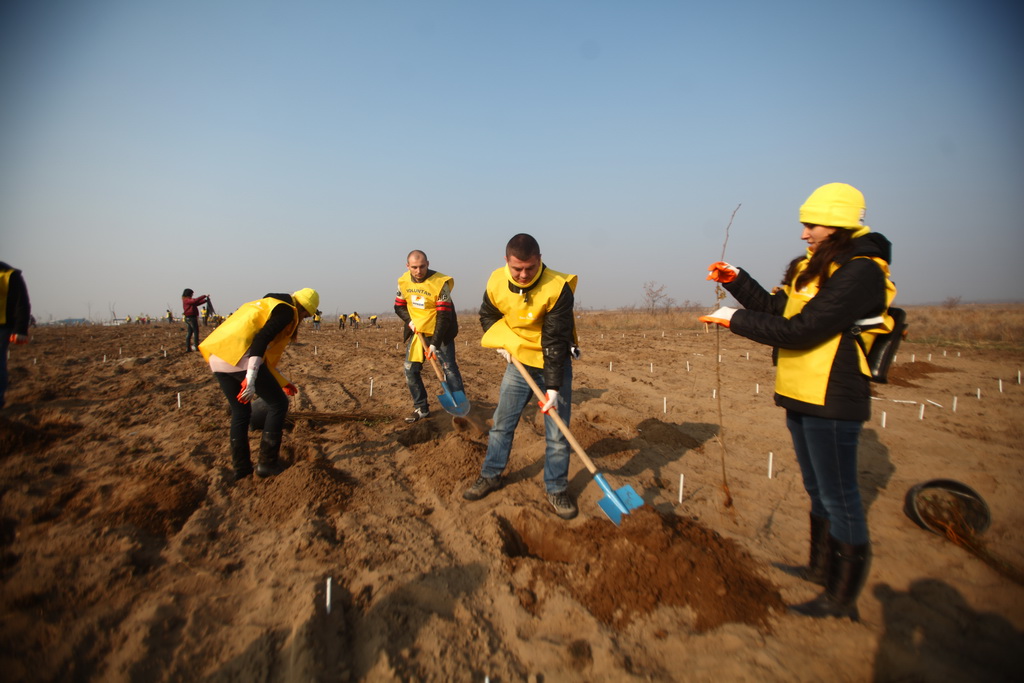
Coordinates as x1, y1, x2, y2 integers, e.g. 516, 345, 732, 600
414, 332, 447, 384
508, 355, 597, 475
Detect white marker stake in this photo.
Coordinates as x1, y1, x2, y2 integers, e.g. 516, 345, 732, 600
999, 379, 1003, 393
686, 361, 690, 372
881, 411, 887, 428
650, 363, 653, 373
663, 397, 667, 414
952, 395, 958, 412
314, 345, 318, 355
755, 383, 759, 394
326, 577, 332, 614
911, 354, 915, 363
712, 389, 717, 399
369, 378, 374, 397
177, 393, 181, 409
103, 355, 106, 362
977, 388, 981, 400
928, 354, 931, 361
164, 349, 167, 358
609, 362, 613, 371
927, 399, 943, 408
746, 352, 749, 360
1019, 370, 1022, 385
918, 404, 925, 420
768, 452, 773, 479
678, 474, 685, 503
718, 354, 722, 363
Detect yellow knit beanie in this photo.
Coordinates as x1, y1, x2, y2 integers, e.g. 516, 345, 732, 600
799, 183, 870, 237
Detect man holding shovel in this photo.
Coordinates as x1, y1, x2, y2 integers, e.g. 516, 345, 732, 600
464, 233, 580, 520
394, 250, 465, 423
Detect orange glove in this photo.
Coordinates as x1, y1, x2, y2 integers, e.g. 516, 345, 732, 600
9, 334, 29, 345
706, 261, 739, 283
237, 379, 256, 404
538, 389, 559, 414
698, 307, 737, 328
426, 344, 437, 360
283, 383, 298, 396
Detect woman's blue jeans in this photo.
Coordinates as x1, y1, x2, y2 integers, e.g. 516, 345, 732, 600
480, 361, 572, 494
786, 410, 868, 545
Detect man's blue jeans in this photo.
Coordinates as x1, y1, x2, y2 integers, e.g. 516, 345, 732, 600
404, 339, 464, 411
786, 410, 868, 545
481, 360, 572, 494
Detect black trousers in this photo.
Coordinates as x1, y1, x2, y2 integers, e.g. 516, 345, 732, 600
214, 366, 288, 443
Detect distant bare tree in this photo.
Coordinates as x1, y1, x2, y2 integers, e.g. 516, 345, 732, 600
943, 296, 962, 309
642, 281, 676, 314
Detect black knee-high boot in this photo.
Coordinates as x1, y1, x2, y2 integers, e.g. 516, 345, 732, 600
230, 437, 253, 481
256, 430, 285, 477
775, 513, 831, 586
789, 537, 870, 621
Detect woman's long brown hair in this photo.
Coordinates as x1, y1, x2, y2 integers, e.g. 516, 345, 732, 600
782, 228, 855, 290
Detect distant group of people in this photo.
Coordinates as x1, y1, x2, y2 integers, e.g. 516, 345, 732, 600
2, 181, 894, 624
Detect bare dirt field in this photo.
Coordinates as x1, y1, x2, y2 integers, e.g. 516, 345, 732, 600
2, 317, 1023, 681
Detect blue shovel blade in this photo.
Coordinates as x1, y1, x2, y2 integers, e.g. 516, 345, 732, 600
438, 382, 471, 417
593, 474, 644, 525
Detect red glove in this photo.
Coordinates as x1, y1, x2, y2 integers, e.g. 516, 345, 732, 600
237, 379, 256, 404
706, 261, 739, 283
9, 334, 29, 345
698, 307, 737, 329
283, 383, 298, 396
538, 389, 559, 414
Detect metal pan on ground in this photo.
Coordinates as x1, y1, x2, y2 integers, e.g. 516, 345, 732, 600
904, 479, 991, 535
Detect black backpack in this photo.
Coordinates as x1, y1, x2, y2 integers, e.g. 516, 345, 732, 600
852, 307, 908, 383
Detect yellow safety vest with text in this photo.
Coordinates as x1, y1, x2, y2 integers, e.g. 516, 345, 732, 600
481, 266, 577, 368
398, 271, 454, 362
199, 297, 299, 387
776, 257, 897, 405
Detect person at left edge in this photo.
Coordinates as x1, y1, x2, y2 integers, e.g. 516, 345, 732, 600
394, 249, 465, 422
182, 288, 209, 351
199, 288, 319, 481
0, 261, 31, 410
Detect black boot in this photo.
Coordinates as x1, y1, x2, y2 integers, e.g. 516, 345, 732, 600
789, 538, 870, 621
775, 513, 831, 586
231, 437, 253, 481
256, 431, 285, 477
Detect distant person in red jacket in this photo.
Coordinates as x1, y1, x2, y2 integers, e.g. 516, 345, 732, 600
181, 288, 209, 352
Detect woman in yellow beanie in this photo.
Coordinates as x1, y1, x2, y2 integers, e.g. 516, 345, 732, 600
199, 288, 319, 481
701, 183, 896, 621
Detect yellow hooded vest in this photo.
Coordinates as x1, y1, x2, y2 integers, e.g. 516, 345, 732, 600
397, 271, 454, 363
0, 269, 12, 325
776, 257, 897, 405
480, 265, 577, 368
199, 297, 299, 387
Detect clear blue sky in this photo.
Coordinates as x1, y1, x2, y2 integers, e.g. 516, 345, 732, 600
2, 0, 1022, 321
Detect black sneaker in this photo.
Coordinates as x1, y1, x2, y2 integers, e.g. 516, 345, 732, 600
547, 491, 578, 520
463, 476, 502, 501
405, 407, 430, 423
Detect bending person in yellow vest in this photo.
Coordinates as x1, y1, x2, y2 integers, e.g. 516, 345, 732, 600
394, 249, 464, 422
701, 183, 895, 622
464, 234, 581, 521
200, 288, 319, 481
1, 261, 32, 410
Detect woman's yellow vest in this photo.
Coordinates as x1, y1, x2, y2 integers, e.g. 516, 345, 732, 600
776, 257, 897, 405
480, 265, 577, 368
0, 269, 12, 325
398, 271, 453, 363
199, 297, 299, 387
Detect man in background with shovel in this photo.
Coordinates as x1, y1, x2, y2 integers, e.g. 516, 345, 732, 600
464, 233, 580, 520
395, 249, 465, 423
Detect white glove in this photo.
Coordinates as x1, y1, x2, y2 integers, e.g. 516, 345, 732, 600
407, 320, 417, 332
238, 356, 263, 403
570, 345, 581, 360
698, 307, 737, 328
496, 349, 511, 363
539, 389, 559, 414
427, 344, 437, 360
